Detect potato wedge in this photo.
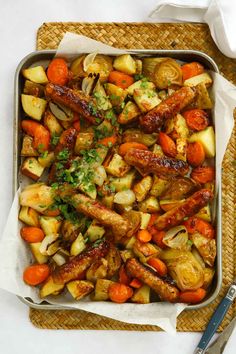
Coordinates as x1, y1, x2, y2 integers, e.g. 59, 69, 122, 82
105, 244, 121, 278
140, 212, 151, 230
70, 233, 86, 256
176, 138, 187, 161
133, 176, 153, 202
21, 94, 47, 121
30, 242, 48, 264
165, 113, 189, 140
150, 176, 169, 197
44, 110, 63, 136
86, 221, 106, 242
110, 170, 136, 192
21, 157, 44, 180
194, 83, 213, 109
195, 204, 211, 222
202, 268, 215, 289
20, 183, 54, 213
152, 144, 164, 157
188, 126, 215, 158
113, 54, 136, 75
22, 66, 48, 84
118, 101, 140, 124
105, 153, 130, 177
138, 196, 160, 213
19, 206, 39, 227
38, 152, 55, 168
133, 88, 161, 113
105, 83, 127, 106
74, 132, 94, 154
184, 72, 212, 87
93, 279, 114, 301
131, 285, 150, 304
40, 276, 64, 298
120, 249, 135, 262
39, 216, 61, 236
21, 135, 39, 157
67, 280, 94, 300
126, 79, 155, 95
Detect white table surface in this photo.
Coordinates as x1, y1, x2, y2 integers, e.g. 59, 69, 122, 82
0, 1, 235, 353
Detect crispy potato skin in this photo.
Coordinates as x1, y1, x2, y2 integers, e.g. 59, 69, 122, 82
45, 83, 103, 124
71, 193, 130, 240
124, 148, 189, 177
155, 189, 213, 230
52, 240, 110, 285
126, 258, 179, 302
140, 87, 195, 133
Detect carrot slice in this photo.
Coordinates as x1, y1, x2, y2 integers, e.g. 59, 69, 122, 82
184, 216, 215, 239
137, 229, 152, 243
181, 62, 204, 81
179, 288, 206, 304
23, 264, 50, 286
108, 71, 134, 89
21, 120, 50, 152
20, 226, 45, 243
159, 132, 177, 158
147, 258, 167, 277
40, 208, 61, 217
119, 142, 148, 156
151, 229, 166, 249
191, 166, 215, 184
97, 135, 117, 147
129, 278, 142, 289
108, 283, 133, 303
187, 141, 205, 167
47, 58, 69, 86
119, 265, 131, 285
183, 109, 209, 131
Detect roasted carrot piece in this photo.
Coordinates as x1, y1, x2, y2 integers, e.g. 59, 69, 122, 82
20, 226, 45, 243
119, 265, 131, 285
108, 71, 134, 89
108, 283, 133, 303
21, 120, 50, 152
147, 214, 159, 228
159, 132, 177, 158
40, 208, 61, 217
119, 142, 148, 156
191, 166, 215, 184
47, 58, 69, 86
137, 229, 152, 243
183, 109, 209, 131
23, 264, 50, 286
179, 288, 206, 304
184, 216, 215, 239
129, 278, 142, 289
187, 141, 205, 167
181, 62, 204, 81
147, 258, 167, 277
151, 230, 166, 249
97, 135, 117, 147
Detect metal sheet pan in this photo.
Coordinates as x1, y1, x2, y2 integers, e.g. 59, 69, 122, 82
14, 49, 222, 311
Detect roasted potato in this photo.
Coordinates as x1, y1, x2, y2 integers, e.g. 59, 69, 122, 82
67, 280, 94, 300
131, 285, 150, 304
22, 66, 48, 84
70, 233, 86, 256
150, 176, 169, 197
118, 101, 140, 124
113, 54, 136, 75
188, 126, 215, 158
86, 258, 108, 282
39, 216, 61, 235
21, 157, 44, 180
105, 153, 130, 177
23, 80, 44, 97
93, 279, 114, 301
21, 135, 39, 157
133, 175, 153, 202
138, 196, 160, 213
19, 206, 40, 227
30, 242, 48, 264
105, 244, 121, 278
40, 276, 64, 298
21, 94, 47, 121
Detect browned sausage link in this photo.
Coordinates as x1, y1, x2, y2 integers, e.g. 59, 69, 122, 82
48, 128, 77, 183
45, 83, 103, 125
124, 148, 189, 177
140, 87, 195, 133
70, 193, 130, 240
126, 258, 179, 302
52, 240, 110, 284
155, 189, 214, 230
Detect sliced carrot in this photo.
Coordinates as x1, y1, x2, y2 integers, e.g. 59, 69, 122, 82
21, 120, 50, 152
191, 166, 215, 184
137, 229, 152, 243
187, 141, 205, 167
147, 213, 159, 228
183, 109, 209, 131
151, 229, 166, 249
179, 288, 206, 304
119, 265, 131, 285
184, 216, 215, 239
23, 264, 50, 286
108, 283, 133, 303
159, 132, 177, 158
118, 142, 148, 156
97, 135, 117, 147
47, 58, 69, 86
129, 278, 142, 289
73, 120, 81, 132
147, 257, 167, 277
108, 71, 134, 89
20, 226, 45, 243
181, 62, 204, 81
40, 208, 61, 217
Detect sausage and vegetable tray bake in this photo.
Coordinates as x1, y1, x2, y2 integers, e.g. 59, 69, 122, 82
16, 50, 219, 307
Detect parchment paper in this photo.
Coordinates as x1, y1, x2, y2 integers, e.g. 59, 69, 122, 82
0, 33, 235, 333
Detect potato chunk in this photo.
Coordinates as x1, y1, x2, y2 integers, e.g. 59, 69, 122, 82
67, 280, 94, 300
70, 233, 86, 256
39, 216, 61, 235
133, 88, 161, 113
21, 157, 44, 180
118, 101, 140, 124
188, 126, 215, 158
93, 279, 114, 301
40, 276, 64, 298
113, 54, 136, 75
133, 176, 153, 202
30, 242, 48, 264
150, 176, 169, 197
86, 258, 108, 282
19, 183, 54, 212
138, 196, 160, 213
105, 153, 130, 177
22, 66, 48, 84
19, 206, 39, 227
131, 285, 150, 304
21, 135, 39, 157
184, 72, 212, 87
21, 94, 47, 121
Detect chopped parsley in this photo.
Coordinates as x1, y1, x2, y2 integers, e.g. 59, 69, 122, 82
40, 150, 49, 159
51, 134, 60, 147
134, 74, 145, 81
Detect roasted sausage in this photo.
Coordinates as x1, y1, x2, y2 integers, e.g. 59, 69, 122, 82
45, 83, 103, 124
140, 86, 195, 133
52, 239, 110, 284
70, 193, 130, 240
155, 189, 214, 230
124, 148, 189, 177
160, 177, 200, 200
48, 127, 77, 184
125, 258, 179, 302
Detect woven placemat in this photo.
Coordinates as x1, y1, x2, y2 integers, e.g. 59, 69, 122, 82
30, 22, 236, 332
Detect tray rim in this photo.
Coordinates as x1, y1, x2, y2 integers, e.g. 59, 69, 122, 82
14, 49, 222, 312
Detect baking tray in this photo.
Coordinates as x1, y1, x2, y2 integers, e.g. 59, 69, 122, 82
14, 49, 222, 311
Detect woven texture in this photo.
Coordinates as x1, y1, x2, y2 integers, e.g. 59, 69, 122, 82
30, 22, 236, 332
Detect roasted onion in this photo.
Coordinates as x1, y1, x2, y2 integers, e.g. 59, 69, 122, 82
163, 225, 190, 250
154, 59, 182, 89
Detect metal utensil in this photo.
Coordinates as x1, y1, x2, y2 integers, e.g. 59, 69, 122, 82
206, 316, 236, 354
194, 281, 236, 354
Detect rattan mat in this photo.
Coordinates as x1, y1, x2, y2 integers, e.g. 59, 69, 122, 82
30, 22, 236, 332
